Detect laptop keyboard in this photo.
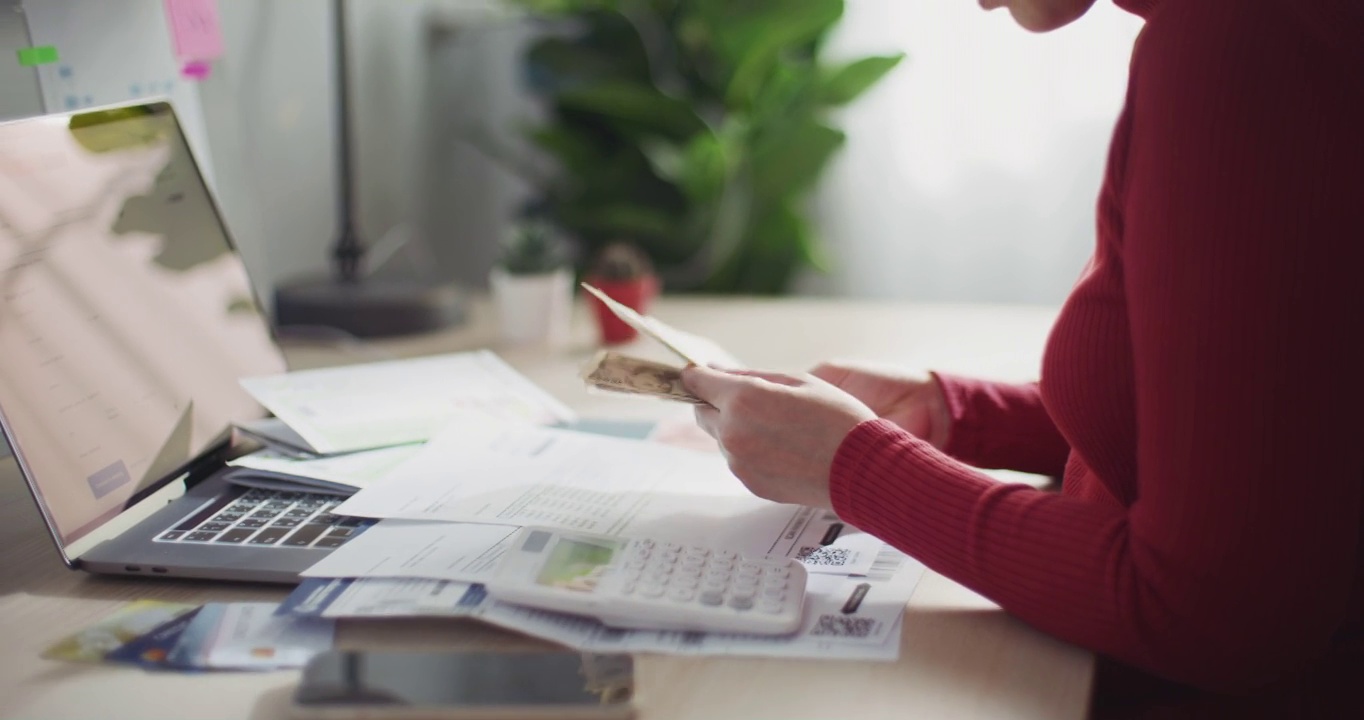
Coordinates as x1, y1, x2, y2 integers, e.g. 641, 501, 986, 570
154, 488, 372, 549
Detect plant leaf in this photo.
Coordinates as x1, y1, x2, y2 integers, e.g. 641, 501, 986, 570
695, 0, 843, 108
749, 119, 845, 209
817, 54, 905, 105
678, 130, 729, 203
556, 81, 708, 141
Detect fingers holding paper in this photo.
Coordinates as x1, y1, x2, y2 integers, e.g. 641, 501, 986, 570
683, 365, 876, 511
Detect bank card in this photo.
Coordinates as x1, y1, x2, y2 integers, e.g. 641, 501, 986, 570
105, 606, 204, 669
168, 602, 335, 670
41, 600, 198, 663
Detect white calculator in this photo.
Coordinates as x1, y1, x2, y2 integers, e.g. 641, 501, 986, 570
486, 527, 808, 635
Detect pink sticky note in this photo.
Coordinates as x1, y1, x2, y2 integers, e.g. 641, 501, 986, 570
164, 0, 223, 62
181, 60, 211, 81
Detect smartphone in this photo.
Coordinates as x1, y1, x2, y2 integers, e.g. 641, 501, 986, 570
290, 649, 636, 719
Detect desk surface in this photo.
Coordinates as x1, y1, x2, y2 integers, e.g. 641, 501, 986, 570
0, 296, 1093, 720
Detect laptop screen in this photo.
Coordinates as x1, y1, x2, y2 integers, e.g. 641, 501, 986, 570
0, 102, 286, 547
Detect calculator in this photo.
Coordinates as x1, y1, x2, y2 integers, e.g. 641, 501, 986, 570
486, 527, 808, 635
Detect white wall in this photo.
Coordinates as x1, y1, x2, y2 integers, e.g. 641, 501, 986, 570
0, 0, 44, 119
196, 0, 338, 309
802, 1, 1144, 303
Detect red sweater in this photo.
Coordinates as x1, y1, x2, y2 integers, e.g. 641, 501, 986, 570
828, 0, 1364, 711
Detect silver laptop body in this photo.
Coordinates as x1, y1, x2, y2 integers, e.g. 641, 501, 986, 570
0, 101, 349, 584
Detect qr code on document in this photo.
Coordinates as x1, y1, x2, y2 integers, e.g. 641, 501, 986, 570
796, 545, 853, 567
810, 614, 878, 638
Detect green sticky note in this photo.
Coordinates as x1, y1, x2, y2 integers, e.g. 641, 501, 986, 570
17, 45, 59, 66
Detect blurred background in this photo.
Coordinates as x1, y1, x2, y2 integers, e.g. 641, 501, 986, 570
1, 0, 1143, 308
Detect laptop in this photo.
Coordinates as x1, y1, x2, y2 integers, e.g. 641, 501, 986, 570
0, 100, 367, 584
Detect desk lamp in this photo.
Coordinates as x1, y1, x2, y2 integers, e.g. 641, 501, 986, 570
273, 0, 464, 337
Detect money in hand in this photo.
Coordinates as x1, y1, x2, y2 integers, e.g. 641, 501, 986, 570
581, 351, 705, 404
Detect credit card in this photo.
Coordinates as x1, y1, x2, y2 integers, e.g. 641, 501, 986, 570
42, 600, 198, 663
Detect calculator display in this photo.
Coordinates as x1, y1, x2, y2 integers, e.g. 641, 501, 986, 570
536, 538, 622, 592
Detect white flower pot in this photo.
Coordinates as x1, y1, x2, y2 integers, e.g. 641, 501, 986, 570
489, 266, 573, 347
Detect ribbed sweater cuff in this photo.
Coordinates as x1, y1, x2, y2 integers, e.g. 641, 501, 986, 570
830, 418, 921, 522
931, 371, 983, 461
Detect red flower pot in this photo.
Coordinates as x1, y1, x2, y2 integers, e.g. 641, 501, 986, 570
583, 275, 660, 345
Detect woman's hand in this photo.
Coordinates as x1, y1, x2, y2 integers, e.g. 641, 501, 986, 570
681, 366, 877, 510
809, 361, 951, 449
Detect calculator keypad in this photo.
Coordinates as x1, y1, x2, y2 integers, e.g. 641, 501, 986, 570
615, 540, 799, 619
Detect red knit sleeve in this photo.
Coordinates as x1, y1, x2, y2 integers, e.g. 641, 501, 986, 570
932, 373, 1069, 477
830, 0, 1364, 692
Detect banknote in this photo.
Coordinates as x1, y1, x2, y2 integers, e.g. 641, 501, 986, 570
581, 351, 706, 404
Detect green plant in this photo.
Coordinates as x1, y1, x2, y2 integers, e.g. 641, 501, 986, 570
499, 220, 574, 275
507, 0, 904, 294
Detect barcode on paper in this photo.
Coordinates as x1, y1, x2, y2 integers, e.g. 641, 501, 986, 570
810, 614, 878, 638
796, 546, 853, 567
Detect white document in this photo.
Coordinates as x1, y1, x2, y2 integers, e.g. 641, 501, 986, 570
227, 444, 422, 493
333, 420, 810, 542
239, 351, 576, 455
287, 545, 923, 661
792, 530, 884, 576
325, 579, 482, 619
581, 284, 743, 368
301, 521, 523, 583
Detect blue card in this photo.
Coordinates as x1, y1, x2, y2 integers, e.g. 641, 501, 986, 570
105, 606, 203, 669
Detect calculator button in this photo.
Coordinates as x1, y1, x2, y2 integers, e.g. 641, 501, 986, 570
761, 586, 786, 600
684, 546, 710, 558
670, 575, 700, 590
625, 568, 643, 582
667, 587, 695, 603
619, 582, 636, 596
733, 573, 760, 588
706, 559, 733, 572
663, 542, 684, 553
700, 589, 725, 606
739, 561, 763, 575
758, 598, 786, 614
715, 549, 738, 561
626, 558, 647, 571
638, 539, 655, 549
639, 584, 665, 598
762, 578, 788, 592
644, 570, 671, 585
701, 578, 727, 593
730, 586, 756, 601
674, 565, 702, 579
764, 564, 792, 579
680, 557, 706, 572
728, 595, 754, 610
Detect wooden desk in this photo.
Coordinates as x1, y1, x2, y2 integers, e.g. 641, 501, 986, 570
0, 297, 1093, 720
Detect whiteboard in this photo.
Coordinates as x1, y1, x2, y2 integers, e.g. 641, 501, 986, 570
21, 0, 217, 186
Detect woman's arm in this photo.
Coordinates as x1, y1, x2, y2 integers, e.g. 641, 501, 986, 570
932, 374, 1070, 478
832, 0, 1364, 691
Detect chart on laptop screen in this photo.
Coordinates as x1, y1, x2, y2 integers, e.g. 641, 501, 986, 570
0, 104, 286, 545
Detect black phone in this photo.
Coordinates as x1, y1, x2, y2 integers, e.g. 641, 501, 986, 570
290, 649, 636, 719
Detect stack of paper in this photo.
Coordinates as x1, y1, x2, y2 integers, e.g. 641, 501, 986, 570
227, 350, 577, 494
259, 310, 924, 661
280, 418, 926, 662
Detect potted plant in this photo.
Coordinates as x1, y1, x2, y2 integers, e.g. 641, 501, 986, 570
506, 0, 905, 295
583, 241, 659, 344
490, 219, 575, 346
